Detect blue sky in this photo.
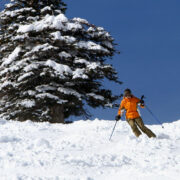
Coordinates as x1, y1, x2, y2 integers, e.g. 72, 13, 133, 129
0, 0, 180, 124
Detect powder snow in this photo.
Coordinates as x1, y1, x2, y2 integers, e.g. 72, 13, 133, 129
0, 119, 179, 180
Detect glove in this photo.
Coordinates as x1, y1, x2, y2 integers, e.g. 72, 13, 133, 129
115, 115, 121, 121
139, 99, 144, 106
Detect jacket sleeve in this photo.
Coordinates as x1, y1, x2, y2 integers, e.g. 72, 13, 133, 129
135, 97, 145, 108
118, 100, 125, 115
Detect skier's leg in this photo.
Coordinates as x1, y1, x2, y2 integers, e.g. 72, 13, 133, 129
127, 119, 142, 137
135, 117, 156, 138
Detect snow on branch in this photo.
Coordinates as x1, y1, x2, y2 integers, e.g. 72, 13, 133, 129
24, 43, 58, 57
36, 93, 67, 104
19, 99, 36, 108
2, 47, 21, 66
72, 68, 88, 79
58, 87, 82, 99
75, 41, 109, 53
17, 14, 75, 33
87, 93, 105, 101
0, 81, 15, 90
45, 60, 72, 77
73, 17, 89, 25
17, 72, 34, 82
36, 85, 56, 92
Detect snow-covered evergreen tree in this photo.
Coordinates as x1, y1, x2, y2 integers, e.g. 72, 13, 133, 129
0, 0, 121, 123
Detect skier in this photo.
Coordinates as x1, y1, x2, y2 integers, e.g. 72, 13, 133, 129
116, 89, 156, 138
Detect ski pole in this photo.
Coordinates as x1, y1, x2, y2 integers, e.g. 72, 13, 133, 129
109, 94, 124, 141
140, 95, 164, 128
145, 105, 164, 129
109, 120, 118, 141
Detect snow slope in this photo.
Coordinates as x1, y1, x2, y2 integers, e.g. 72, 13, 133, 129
0, 119, 179, 180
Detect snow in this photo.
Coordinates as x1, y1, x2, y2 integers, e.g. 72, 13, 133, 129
57, 14, 68, 23
2, 8, 34, 18
87, 62, 100, 70
59, 35, 76, 43
12, 34, 28, 41
87, 27, 112, 40
50, 32, 76, 43
74, 58, 89, 65
66, 22, 82, 31
87, 93, 105, 101
17, 14, 81, 33
58, 87, 82, 99
36, 93, 67, 104
72, 68, 88, 79
27, 16, 39, 21
51, 31, 61, 40
41, 6, 52, 13
36, 85, 56, 92
74, 59, 100, 71
24, 44, 58, 57
23, 90, 36, 96
17, 72, 34, 82
5, 3, 14, 8
2, 46, 21, 66
17, 14, 65, 33
45, 60, 89, 79
73, 17, 89, 24
76, 41, 109, 53
0, 81, 14, 90
59, 51, 71, 58
88, 27, 96, 32
0, 119, 179, 180
19, 99, 36, 108
45, 60, 72, 77
24, 63, 40, 72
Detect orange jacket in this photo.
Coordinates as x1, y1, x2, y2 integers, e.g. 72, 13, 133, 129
118, 95, 144, 119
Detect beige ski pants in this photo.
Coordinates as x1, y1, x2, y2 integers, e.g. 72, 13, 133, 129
127, 117, 156, 138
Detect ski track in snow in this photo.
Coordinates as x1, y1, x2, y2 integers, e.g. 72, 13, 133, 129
0, 119, 179, 180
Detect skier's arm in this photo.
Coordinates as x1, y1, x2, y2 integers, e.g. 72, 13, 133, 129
118, 101, 125, 116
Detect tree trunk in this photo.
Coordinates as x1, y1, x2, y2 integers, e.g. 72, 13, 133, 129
50, 105, 64, 123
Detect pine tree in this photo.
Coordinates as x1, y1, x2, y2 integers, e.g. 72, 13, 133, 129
0, 0, 121, 123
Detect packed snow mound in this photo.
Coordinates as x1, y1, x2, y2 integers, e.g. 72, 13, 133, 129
0, 119, 179, 180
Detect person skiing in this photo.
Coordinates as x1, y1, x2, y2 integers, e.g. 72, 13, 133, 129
116, 89, 156, 138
